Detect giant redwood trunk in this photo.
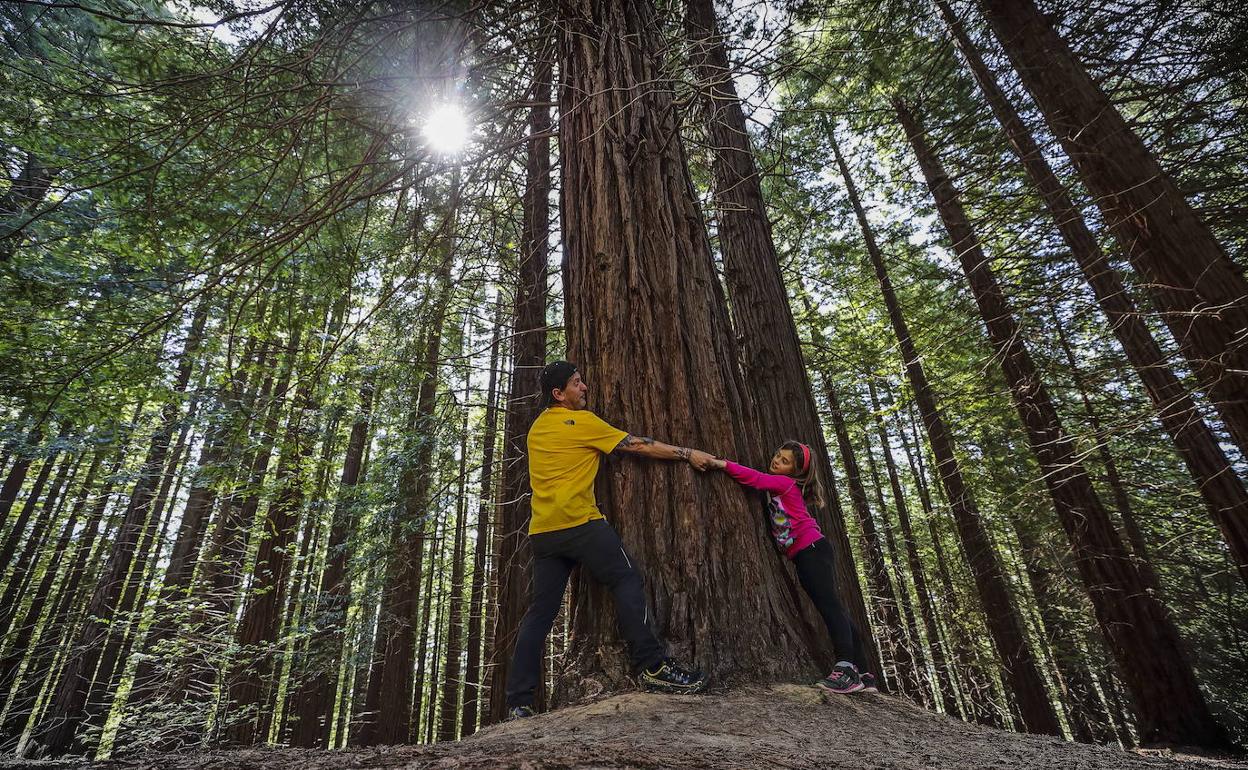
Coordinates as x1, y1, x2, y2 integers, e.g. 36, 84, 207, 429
553, 0, 828, 695
974, 0, 1248, 465
828, 129, 1060, 735
682, 0, 874, 667
487, 58, 552, 726
896, 100, 1230, 749
938, 0, 1248, 591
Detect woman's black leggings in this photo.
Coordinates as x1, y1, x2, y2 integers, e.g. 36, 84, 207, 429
793, 536, 870, 671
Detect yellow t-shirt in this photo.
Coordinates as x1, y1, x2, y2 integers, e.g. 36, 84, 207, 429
526, 407, 628, 534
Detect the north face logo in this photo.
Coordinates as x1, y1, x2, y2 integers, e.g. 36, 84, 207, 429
564, 419, 575, 425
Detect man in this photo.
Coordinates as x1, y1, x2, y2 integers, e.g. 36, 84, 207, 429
505, 360, 709, 719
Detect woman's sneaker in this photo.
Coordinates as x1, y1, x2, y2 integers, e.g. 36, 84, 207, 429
639, 657, 708, 694
507, 705, 536, 720
860, 672, 879, 693
817, 662, 865, 694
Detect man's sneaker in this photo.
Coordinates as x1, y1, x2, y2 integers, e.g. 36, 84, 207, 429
860, 672, 879, 693
507, 705, 536, 720
639, 657, 707, 694
817, 662, 865, 694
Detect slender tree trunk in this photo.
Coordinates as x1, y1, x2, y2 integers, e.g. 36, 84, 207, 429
859, 414, 931, 705
0, 426, 67, 576
360, 222, 456, 745
0, 453, 99, 699
555, 0, 828, 697
438, 401, 471, 742
829, 128, 1059, 734
896, 99, 1229, 749
0, 414, 136, 750
0, 436, 76, 636
974, 0, 1248, 460
487, 59, 552, 726
682, 0, 874, 665
29, 298, 209, 756
938, 0, 1248, 590
823, 378, 910, 691
462, 306, 503, 736
289, 378, 375, 748
0, 426, 42, 528
865, 380, 957, 714
226, 371, 318, 745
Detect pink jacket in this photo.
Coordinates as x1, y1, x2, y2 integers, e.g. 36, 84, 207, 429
724, 461, 823, 559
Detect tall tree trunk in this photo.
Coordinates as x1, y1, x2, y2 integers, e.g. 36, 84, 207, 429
0, 414, 136, 750
938, 0, 1248, 590
289, 377, 375, 748
554, 0, 827, 696
0, 452, 99, 698
896, 100, 1229, 749
859, 413, 931, 705
974, 0, 1248, 461
461, 305, 503, 736
0, 426, 42, 527
865, 380, 957, 714
682, 0, 874, 665
226, 370, 318, 745
829, 128, 1059, 735
0, 435, 76, 636
487, 58, 553, 726
823, 378, 910, 691
28, 298, 209, 757
438, 399, 471, 742
0, 426, 67, 575
359, 221, 456, 746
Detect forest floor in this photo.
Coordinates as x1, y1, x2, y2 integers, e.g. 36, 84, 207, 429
4, 684, 1246, 770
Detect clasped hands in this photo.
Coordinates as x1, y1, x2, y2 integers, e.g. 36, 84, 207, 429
684, 448, 723, 472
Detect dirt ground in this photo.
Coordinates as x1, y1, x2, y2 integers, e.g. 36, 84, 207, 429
4, 685, 1245, 770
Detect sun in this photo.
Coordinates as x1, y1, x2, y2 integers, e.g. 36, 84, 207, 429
422, 104, 470, 155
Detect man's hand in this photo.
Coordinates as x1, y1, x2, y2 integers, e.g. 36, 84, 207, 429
687, 449, 719, 471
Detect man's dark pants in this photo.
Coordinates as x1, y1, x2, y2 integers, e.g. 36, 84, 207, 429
505, 518, 665, 708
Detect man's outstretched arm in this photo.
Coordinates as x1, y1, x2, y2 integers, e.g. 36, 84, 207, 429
613, 434, 694, 462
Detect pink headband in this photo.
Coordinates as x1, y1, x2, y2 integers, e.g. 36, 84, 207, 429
799, 443, 811, 474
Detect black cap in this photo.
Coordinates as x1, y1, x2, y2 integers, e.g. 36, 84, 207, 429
540, 360, 578, 405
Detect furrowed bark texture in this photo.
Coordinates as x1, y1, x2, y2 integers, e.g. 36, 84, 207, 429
487, 58, 552, 726
554, 0, 828, 695
682, 0, 874, 672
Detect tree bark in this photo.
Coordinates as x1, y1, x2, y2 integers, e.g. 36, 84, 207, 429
461, 305, 503, 736
359, 222, 456, 746
896, 99, 1229, 749
29, 298, 209, 756
865, 380, 957, 714
974, 0, 1248, 462
823, 378, 910, 692
682, 0, 874, 664
226, 371, 318, 745
438, 402, 471, 742
938, 0, 1248, 590
554, 0, 828, 697
829, 128, 1059, 735
487, 58, 552, 726
288, 378, 375, 748
0, 150, 56, 262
